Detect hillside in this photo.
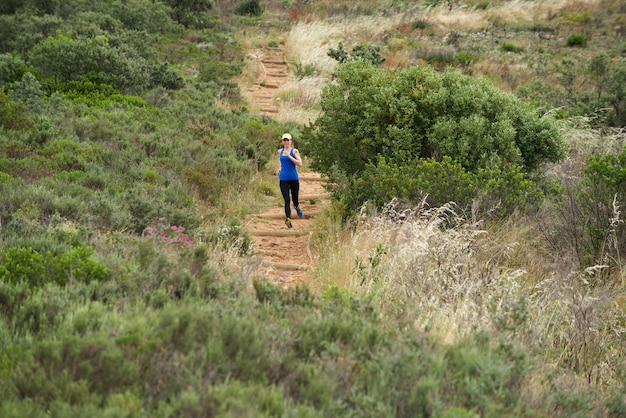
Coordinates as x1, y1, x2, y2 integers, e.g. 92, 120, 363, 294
1, 0, 626, 416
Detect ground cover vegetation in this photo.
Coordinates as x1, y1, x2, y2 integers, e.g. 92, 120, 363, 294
1, 0, 626, 416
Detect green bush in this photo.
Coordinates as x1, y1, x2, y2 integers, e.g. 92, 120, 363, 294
41, 139, 103, 169
518, 56, 626, 127
0, 89, 34, 131
198, 60, 242, 84
328, 42, 385, 66
0, 53, 30, 86
55, 78, 150, 108
108, 0, 173, 33
305, 61, 563, 216
162, 0, 214, 27
340, 156, 543, 220
294, 62, 319, 80
501, 41, 524, 53
443, 338, 527, 415
0, 13, 62, 54
573, 145, 626, 264
566, 33, 587, 47
306, 61, 564, 178
412, 19, 430, 29
454, 51, 481, 67
253, 279, 315, 307
0, 245, 110, 289
150, 62, 184, 90
29, 32, 152, 93
235, 0, 264, 16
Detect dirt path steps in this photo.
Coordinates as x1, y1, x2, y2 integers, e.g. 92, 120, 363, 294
242, 48, 330, 289
244, 47, 288, 115
244, 172, 330, 289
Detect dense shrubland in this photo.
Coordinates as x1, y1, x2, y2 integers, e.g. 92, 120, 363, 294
1, 0, 626, 416
303, 60, 566, 219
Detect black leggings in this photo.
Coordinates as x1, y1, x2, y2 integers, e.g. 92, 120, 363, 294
280, 180, 299, 219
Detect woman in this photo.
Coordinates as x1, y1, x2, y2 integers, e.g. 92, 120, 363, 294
276, 133, 303, 228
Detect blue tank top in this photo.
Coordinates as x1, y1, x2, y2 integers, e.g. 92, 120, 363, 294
279, 148, 299, 181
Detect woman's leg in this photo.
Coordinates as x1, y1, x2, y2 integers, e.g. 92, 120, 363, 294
290, 180, 300, 211
280, 180, 291, 218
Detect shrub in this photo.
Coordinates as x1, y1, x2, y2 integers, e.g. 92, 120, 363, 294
199, 218, 252, 256
109, 0, 173, 33
150, 62, 184, 90
0, 89, 33, 131
294, 62, 318, 80
0, 13, 62, 54
57, 78, 150, 108
518, 57, 626, 127
501, 41, 524, 53
183, 162, 223, 204
235, 0, 264, 16
163, 0, 214, 26
8, 72, 45, 113
40, 139, 103, 171
340, 156, 543, 220
235, 117, 282, 169
0, 245, 110, 289
412, 19, 430, 29
454, 51, 481, 67
328, 42, 385, 66
29, 32, 151, 93
253, 279, 315, 307
577, 145, 626, 264
306, 61, 564, 178
198, 60, 241, 84
566, 33, 587, 47
305, 61, 564, 216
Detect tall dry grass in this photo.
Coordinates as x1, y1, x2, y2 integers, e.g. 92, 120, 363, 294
278, 16, 402, 123
284, 15, 403, 74
312, 198, 626, 388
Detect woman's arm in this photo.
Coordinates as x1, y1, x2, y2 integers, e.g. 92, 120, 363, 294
275, 149, 282, 176
291, 149, 303, 167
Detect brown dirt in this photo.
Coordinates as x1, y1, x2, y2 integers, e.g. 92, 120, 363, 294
243, 47, 289, 115
242, 48, 329, 289
243, 174, 330, 289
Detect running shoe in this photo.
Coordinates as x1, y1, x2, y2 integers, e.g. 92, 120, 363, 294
296, 207, 303, 218
285, 218, 293, 228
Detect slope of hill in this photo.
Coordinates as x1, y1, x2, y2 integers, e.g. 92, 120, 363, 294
1, 1, 626, 416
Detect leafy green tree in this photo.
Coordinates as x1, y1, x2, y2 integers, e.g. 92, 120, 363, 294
0, 52, 29, 86
0, 0, 20, 15
0, 12, 63, 55
305, 61, 564, 178
108, 0, 173, 33
29, 32, 149, 93
304, 61, 564, 217
9, 72, 45, 112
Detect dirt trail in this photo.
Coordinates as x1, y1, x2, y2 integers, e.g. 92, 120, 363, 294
243, 47, 288, 115
244, 174, 330, 288
242, 47, 330, 289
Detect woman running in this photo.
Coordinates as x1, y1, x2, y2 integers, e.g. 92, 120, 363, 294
276, 133, 303, 228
